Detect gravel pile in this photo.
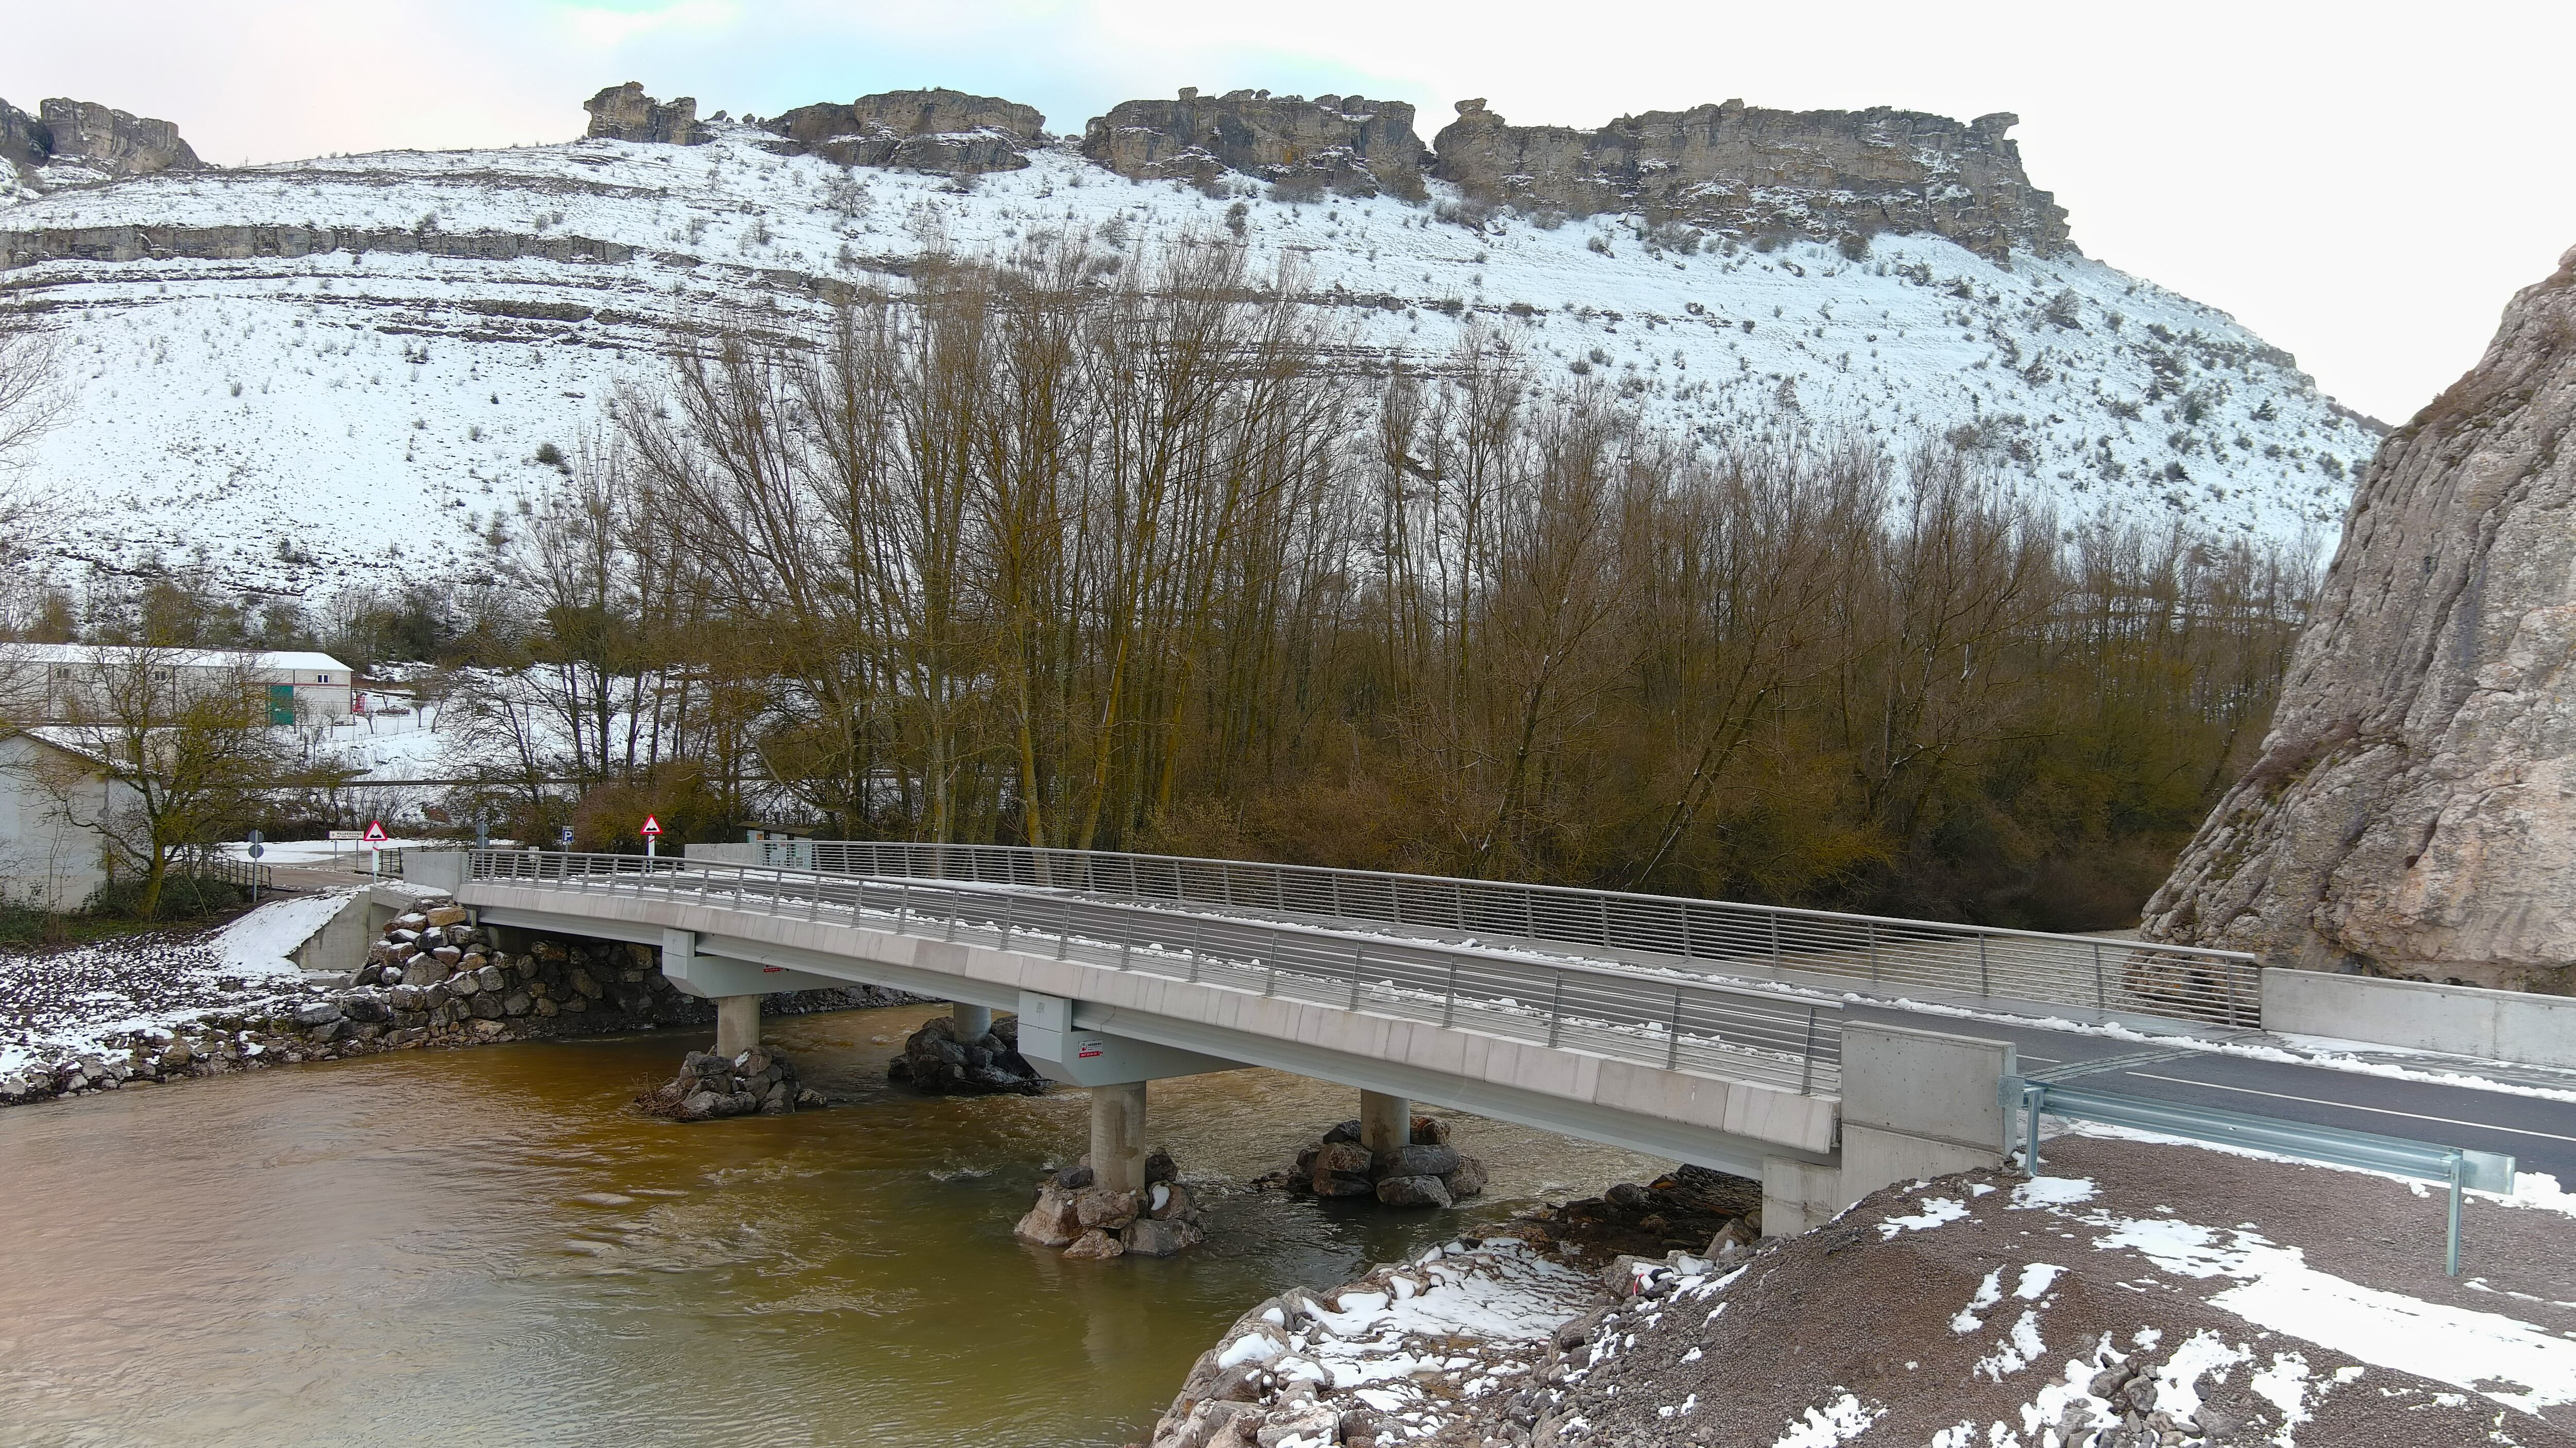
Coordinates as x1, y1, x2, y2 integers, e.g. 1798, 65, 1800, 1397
1143, 1135, 2576, 1446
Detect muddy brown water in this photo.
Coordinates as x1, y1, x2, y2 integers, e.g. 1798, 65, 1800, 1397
0, 1004, 1664, 1447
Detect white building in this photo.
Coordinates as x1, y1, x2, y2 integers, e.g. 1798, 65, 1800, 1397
0, 645, 357, 726
0, 729, 135, 910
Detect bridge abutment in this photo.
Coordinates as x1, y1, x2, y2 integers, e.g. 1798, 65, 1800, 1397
1828, 1021, 2016, 1220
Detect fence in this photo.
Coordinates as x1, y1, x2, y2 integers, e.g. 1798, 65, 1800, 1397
759, 841, 2265, 1029
2010, 1076, 2516, 1275
471, 849, 1841, 1096
196, 854, 275, 896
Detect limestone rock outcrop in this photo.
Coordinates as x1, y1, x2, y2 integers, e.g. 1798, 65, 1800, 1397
39, 98, 206, 176
1082, 88, 1427, 198
583, 82, 709, 145
764, 88, 1043, 174
1430, 98, 2069, 259
1, 95, 207, 183
1, 98, 46, 175
2142, 246, 2576, 992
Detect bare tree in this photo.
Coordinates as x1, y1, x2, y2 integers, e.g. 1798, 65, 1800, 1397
577, 232, 2314, 930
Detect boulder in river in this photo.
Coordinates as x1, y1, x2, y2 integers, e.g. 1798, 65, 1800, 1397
885, 1013, 1046, 1095
1264, 1115, 1485, 1208
1015, 1148, 1208, 1258
636, 1047, 825, 1120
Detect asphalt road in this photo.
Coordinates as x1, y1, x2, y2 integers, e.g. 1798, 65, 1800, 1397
521, 864, 2576, 1183
1844, 1002, 2576, 1183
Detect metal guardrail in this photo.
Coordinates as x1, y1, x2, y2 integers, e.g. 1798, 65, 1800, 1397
2009, 1076, 2516, 1275
760, 841, 2265, 1029
470, 849, 1842, 1096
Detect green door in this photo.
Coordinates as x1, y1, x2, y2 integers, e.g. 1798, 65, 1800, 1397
267, 684, 297, 725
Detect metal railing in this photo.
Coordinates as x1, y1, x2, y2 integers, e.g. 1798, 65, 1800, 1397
2010, 1076, 2516, 1275
760, 841, 2265, 1029
199, 854, 275, 895
471, 849, 1841, 1095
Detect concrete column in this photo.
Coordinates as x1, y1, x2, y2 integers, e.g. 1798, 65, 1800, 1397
715, 995, 762, 1058
1090, 1081, 1149, 1194
1360, 1089, 1411, 1158
952, 1002, 994, 1041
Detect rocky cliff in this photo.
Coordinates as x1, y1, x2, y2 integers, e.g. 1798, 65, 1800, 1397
1082, 88, 1428, 198
1431, 99, 2069, 260
582, 82, 708, 145
2, 95, 205, 184
762, 88, 1043, 174
1, 98, 46, 175
2142, 247, 2576, 992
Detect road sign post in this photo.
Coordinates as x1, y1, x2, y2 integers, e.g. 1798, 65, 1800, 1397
364, 820, 387, 879
245, 830, 264, 900
641, 814, 662, 859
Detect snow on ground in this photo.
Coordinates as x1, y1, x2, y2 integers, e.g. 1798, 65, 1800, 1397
1181, 1237, 1600, 1446
2062, 1120, 2576, 1221
0, 889, 354, 1075
1981, 1171, 2576, 1422
2073, 1195, 2576, 1418
3, 125, 2374, 588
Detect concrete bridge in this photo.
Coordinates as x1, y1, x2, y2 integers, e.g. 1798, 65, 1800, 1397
423, 849, 2073, 1232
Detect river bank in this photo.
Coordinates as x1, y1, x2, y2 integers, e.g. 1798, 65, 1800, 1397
0, 887, 906, 1108
1150, 1134, 2576, 1447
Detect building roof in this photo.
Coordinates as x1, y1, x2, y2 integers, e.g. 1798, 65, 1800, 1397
0, 644, 354, 674
0, 725, 112, 769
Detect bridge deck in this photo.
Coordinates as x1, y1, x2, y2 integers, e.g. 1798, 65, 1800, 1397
461, 855, 1844, 1177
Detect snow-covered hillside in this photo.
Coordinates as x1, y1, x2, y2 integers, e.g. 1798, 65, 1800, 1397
2, 123, 2376, 587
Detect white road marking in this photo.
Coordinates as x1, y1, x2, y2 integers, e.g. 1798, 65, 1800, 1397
2120, 1071, 2576, 1144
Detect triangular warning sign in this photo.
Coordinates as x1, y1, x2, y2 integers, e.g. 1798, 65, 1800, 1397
363, 820, 388, 843
640, 814, 663, 836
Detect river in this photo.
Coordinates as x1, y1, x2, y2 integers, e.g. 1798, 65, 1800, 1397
0, 1003, 1665, 1447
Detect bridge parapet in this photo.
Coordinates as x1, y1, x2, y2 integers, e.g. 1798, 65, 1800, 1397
766, 840, 2262, 1031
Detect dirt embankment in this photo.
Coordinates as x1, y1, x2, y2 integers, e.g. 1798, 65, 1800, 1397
1147, 1135, 2576, 1446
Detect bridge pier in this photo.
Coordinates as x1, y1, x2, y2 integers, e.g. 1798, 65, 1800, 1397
1090, 1081, 1150, 1195
1359, 1089, 1410, 1158
951, 1002, 994, 1041
715, 994, 761, 1057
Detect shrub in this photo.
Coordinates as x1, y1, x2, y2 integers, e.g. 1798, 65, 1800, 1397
1586, 235, 1612, 255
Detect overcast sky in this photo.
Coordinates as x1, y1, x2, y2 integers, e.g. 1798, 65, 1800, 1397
8, 0, 2568, 424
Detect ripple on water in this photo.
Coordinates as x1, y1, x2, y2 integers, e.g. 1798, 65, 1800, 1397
0, 1004, 1671, 1448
